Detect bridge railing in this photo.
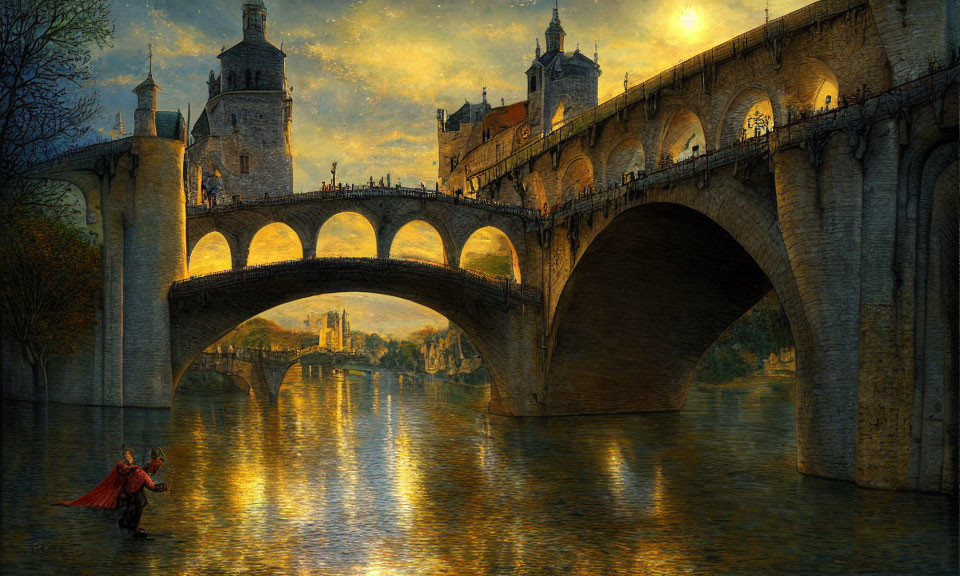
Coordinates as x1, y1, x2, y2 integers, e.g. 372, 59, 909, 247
170, 256, 542, 303
467, 0, 870, 187
186, 184, 540, 220
538, 64, 958, 223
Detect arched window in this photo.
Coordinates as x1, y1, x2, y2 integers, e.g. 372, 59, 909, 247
529, 75, 537, 93
245, 69, 251, 89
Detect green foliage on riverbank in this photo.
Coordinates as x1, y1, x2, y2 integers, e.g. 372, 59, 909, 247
695, 292, 793, 383
212, 318, 308, 351
379, 340, 424, 372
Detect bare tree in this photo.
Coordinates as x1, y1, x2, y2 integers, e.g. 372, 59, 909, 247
0, 0, 113, 214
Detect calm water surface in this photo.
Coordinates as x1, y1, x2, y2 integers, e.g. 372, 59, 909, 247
2, 369, 956, 575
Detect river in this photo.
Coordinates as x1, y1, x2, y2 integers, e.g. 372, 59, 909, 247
2, 369, 956, 575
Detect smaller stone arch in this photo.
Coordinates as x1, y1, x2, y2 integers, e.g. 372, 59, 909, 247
558, 155, 594, 206
522, 172, 548, 212
658, 108, 706, 166
603, 138, 645, 187
388, 220, 449, 265
784, 58, 840, 116
459, 226, 522, 282
246, 222, 303, 266
188, 231, 232, 276
717, 87, 776, 148
315, 211, 378, 258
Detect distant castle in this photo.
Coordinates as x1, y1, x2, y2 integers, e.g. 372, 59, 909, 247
436, 2, 600, 194
185, 1, 294, 202
305, 310, 352, 352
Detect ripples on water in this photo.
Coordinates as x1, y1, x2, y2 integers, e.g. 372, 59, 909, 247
2, 369, 956, 575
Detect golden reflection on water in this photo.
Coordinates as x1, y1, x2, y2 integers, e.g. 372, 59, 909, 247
1, 372, 955, 575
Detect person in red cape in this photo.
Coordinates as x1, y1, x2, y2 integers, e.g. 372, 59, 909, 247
56, 446, 167, 538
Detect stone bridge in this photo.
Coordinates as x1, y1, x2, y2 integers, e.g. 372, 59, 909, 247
186, 347, 376, 400
4, 0, 956, 494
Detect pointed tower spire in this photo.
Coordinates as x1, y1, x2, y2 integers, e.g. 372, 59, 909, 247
545, 1, 565, 52
133, 44, 160, 137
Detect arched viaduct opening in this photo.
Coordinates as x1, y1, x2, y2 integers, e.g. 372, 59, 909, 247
545, 202, 795, 415
175, 291, 492, 401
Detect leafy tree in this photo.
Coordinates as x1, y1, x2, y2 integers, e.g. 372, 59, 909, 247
0, 213, 101, 400
694, 291, 794, 382
0, 0, 113, 215
379, 340, 424, 372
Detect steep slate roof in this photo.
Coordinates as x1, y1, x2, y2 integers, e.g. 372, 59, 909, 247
526, 49, 599, 74
156, 110, 185, 141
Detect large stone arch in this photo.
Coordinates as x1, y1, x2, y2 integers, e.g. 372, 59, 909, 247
557, 155, 594, 206
315, 211, 378, 258
716, 86, 777, 149
545, 202, 773, 413
187, 231, 232, 276
169, 260, 538, 409
602, 137, 645, 187
542, 175, 810, 427
459, 225, 522, 283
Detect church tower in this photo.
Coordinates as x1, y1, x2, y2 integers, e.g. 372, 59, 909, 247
186, 1, 293, 202
525, 2, 600, 137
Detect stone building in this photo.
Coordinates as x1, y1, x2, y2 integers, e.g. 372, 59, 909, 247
186, 1, 293, 202
436, 2, 599, 194
315, 310, 351, 352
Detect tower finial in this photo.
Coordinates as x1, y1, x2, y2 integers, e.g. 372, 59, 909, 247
482, 86, 487, 103
147, 43, 153, 76
594, 41, 599, 64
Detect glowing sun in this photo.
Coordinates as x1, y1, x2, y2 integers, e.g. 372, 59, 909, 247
673, 6, 705, 38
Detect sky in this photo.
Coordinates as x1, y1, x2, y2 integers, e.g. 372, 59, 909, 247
89, 0, 810, 337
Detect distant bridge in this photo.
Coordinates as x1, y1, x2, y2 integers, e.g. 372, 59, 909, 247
187, 346, 378, 400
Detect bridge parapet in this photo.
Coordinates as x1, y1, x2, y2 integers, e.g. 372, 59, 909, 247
537, 65, 958, 222
186, 185, 540, 220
